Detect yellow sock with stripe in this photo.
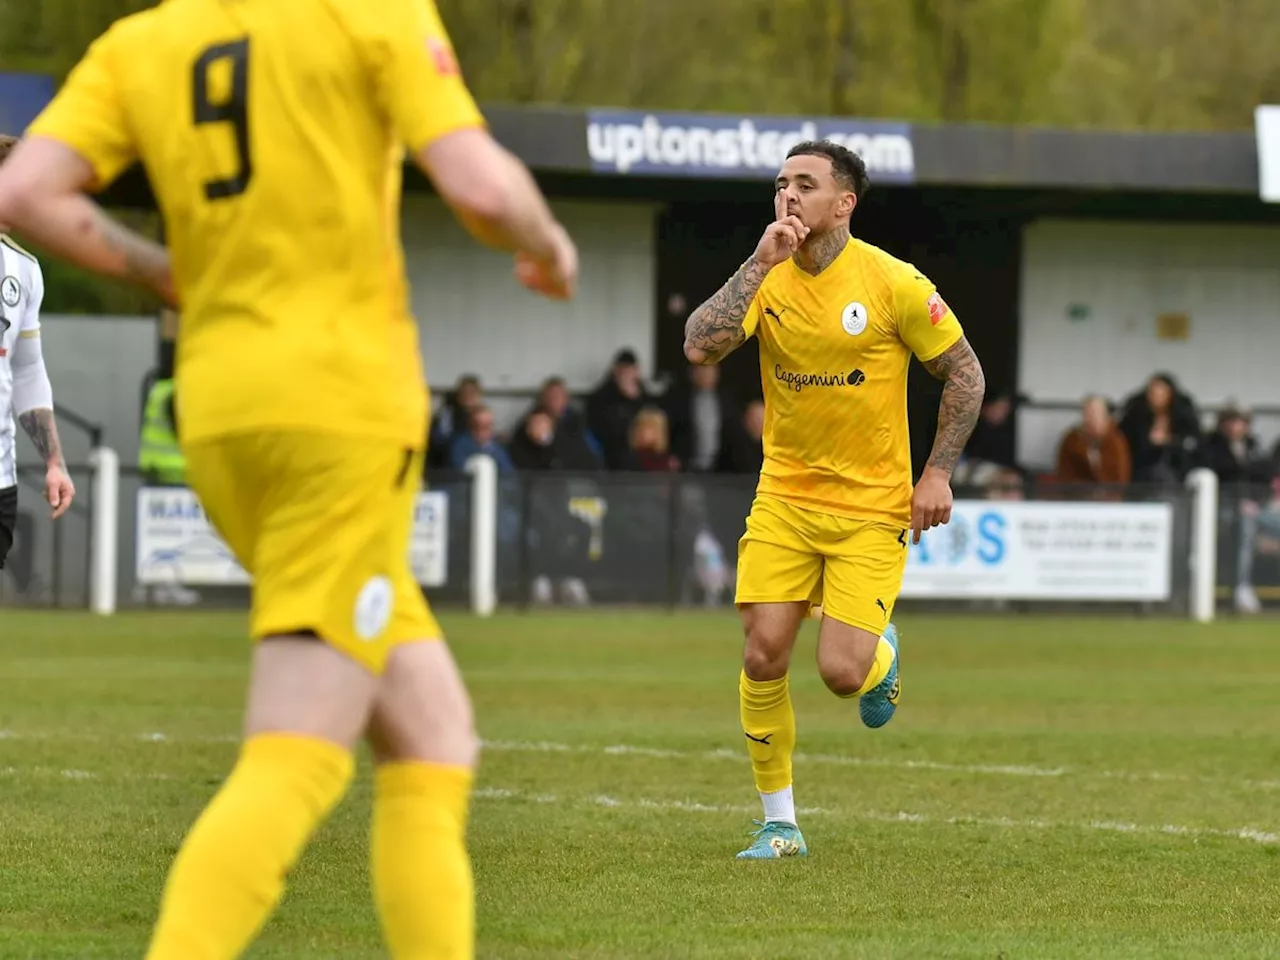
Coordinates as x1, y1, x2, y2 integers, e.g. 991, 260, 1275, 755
372, 761, 475, 959
843, 635, 897, 699
739, 671, 797, 823
145, 734, 354, 960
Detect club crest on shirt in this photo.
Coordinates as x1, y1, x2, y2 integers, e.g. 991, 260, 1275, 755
1, 276, 19, 308
840, 301, 868, 336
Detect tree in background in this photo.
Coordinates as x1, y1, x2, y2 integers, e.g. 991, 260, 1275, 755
5, 0, 1280, 310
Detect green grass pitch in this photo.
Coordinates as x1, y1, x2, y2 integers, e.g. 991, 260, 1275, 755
2, 609, 1279, 958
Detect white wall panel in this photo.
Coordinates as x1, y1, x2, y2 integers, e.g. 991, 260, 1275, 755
1017, 220, 1280, 468
402, 196, 658, 401
18, 315, 156, 469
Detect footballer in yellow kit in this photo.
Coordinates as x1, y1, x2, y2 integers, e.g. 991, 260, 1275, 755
23, 0, 482, 668
0, 0, 577, 957
683, 140, 985, 860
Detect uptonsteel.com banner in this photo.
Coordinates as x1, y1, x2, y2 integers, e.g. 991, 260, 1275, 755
586, 110, 916, 183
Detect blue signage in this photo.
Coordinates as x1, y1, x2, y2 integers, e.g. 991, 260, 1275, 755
0, 73, 54, 138
586, 109, 915, 183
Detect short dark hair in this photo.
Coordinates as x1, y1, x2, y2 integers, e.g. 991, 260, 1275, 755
0, 134, 18, 166
786, 140, 869, 198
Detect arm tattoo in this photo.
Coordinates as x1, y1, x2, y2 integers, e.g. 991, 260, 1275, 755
93, 209, 175, 304
921, 336, 986, 475
683, 256, 770, 364
18, 409, 65, 469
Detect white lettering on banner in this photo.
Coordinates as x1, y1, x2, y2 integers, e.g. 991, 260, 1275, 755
1256, 105, 1280, 203
135, 488, 449, 587
586, 114, 915, 180
899, 500, 1174, 602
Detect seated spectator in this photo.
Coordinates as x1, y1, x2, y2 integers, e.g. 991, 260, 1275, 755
1201, 403, 1277, 615
954, 390, 1022, 488
1200, 402, 1273, 490
717, 400, 765, 475
621, 407, 680, 472
429, 374, 483, 469
1055, 395, 1132, 486
587, 348, 655, 469
525, 375, 603, 459
447, 404, 515, 473
1118, 372, 1200, 484
666, 364, 732, 473
508, 410, 601, 472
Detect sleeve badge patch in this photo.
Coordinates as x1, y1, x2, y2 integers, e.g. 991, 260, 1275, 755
926, 292, 950, 325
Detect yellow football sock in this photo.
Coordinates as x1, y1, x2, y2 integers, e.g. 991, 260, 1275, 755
844, 635, 897, 699
372, 761, 475, 960
145, 733, 354, 960
739, 671, 796, 794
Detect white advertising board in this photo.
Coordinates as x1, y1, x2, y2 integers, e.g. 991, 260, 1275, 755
899, 500, 1173, 602
136, 487, 448, 587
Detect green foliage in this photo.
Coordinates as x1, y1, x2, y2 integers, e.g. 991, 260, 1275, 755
2, 0, 1277, 131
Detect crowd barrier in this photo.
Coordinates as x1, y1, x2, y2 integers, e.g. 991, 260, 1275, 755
7, 451, 1277, 624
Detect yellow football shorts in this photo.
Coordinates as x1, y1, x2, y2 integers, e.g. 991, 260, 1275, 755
185, 430, 442, 674
735, 494, 909, 635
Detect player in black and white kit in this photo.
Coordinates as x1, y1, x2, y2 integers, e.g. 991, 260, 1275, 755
0, 135, 75, 573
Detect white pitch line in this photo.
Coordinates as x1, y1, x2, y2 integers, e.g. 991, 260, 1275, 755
2, 729, 1277, 792
469, 785, 1280, 847
479, 739, 1280, 792
0, 766, 1273, 848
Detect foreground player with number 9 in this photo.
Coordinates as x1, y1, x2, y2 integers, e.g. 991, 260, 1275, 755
0, 1, 576, 958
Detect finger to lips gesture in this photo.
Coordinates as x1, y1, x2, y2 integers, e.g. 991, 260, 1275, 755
754, 189, 810, 267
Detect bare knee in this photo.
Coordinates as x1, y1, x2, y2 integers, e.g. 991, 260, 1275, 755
817, 654, 868, 697
368, 640, 479, 769
815, 620, 879, 697
740, 603, 806, 681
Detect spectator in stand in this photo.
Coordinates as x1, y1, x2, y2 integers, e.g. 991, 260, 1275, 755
508, 409, 600, 472
717, 399, 765, 475
955, 390, 1021, 488
1200, 402, 1278, 614
507, 409, 596, 608
447, 404, 514, 473
1118, 372, 1200, 484
621, 407, 680, 472
587, 348, 655, 469
428, 373, 483, 470
523, 375, 603, 461
1055, 395, 1132, 488
666, 363, 732, 473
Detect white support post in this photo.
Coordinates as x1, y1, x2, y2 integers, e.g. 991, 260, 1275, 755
465, 453, 497, 617
88, 446, 120, 616
1186, 467, 1219, 624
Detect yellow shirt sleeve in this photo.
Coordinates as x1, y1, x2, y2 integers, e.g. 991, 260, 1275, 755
742, 296, 762, 340
26, 25, 138, 191
894, 268, 963, 363
370, 0, 485, 152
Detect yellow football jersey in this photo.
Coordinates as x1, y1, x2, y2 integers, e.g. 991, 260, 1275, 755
28, 0, 484, 447
743, 237, 964, 525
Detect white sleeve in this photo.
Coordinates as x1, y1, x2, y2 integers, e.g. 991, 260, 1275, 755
12, 264, 52, 415
21, 260, 43, 334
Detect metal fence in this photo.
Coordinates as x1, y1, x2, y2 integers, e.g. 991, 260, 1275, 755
6, 462, 1272, 619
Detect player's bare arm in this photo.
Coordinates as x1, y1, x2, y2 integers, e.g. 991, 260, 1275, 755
419, 129, 577, 300
683, 257, 771, 365
19, 408, 62, 468
684, 190, 809, 364
18, 407, 74, 519
910, 335, 986, 543
0, 138, 176, 306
